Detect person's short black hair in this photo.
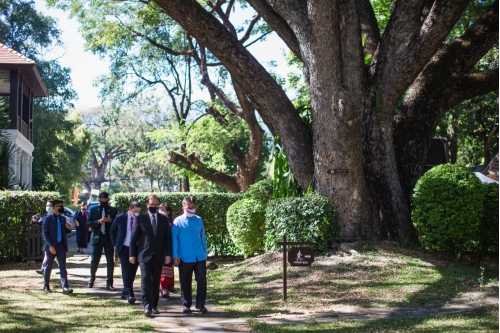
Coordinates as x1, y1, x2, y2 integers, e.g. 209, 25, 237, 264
99, 192, 109, 199
53, 200, 63, 206
160, 202, 173, 213
129, 199, 141, 209
182, 196, 195, 206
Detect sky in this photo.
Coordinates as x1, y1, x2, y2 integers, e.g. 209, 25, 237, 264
33, 1, 292, 111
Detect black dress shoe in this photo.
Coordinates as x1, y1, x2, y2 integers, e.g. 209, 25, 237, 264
151, 308, 160, 314
196, 305, 208, 314
182, 306, 191, 314
62, 288, 73, 295
106, 285, 116, 291
127, 296, 136, 304
36, 269, 44, 275
121, 294, 127, 300
144, 310, 152, 317
162, 291, 169, 298
88, 281, 94, 288
44, 286, 51, 293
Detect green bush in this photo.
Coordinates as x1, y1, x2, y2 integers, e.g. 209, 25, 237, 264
242, 179, 273, 203
112, 192, 241, 256
226, 199, 266, 257
412, 164, 483, 257
0, 191, 60, 263
480, 183, 499, 253
265, 195, 339, 252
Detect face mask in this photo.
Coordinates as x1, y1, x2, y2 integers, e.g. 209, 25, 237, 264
57, 207, 64, 214
148, 206, 158, 214
185, 208, 196, 217
82, 208, 87, 211
46, 207, 53, 213
133, 212, 139, 217
100, 201, 108, 207
158, 211, 166, 216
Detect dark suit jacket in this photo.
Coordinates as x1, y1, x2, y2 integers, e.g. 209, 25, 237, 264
130, 212, 172, 264
110, 213, 133, 255
42, 213, 71, 252
87, 204, 118, 245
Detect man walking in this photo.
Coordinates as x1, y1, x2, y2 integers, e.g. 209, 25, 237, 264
111, 199, 141, 304
41, 200, 73, 294
129, 194, 172, 317
87, 192, 118, 290
32, 200, 53, 275
172, 196, 208, 314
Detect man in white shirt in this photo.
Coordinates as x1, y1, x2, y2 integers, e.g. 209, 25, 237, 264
129, 194, 172, 317
111, 199, 142, 304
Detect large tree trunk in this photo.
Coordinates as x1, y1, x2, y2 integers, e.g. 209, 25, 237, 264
155, 0, 498, 242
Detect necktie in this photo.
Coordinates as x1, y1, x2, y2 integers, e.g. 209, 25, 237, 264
130, 216, 134, 230
57, 216, 62, 243
152, 214, 157, 235
101, 208, 106, 233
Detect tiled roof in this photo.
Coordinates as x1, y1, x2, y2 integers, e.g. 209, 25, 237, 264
0, 43, 35, 65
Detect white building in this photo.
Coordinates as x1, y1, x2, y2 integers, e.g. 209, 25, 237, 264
0, 44, 48, 189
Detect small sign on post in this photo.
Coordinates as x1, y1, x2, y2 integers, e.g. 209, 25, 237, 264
288, 247, 314, 266
277, 235, 314, 301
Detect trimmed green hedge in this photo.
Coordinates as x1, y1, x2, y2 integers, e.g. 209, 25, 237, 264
227, 199, 266, 257
0, 191, 60, 263
412, 164, 483, 257
112, 192, 242, 256
265, 195, 339, 252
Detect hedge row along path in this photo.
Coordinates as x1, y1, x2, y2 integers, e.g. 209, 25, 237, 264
60, 232, 499, 332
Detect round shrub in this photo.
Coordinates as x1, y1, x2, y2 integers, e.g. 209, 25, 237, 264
480, 183, 499, 253
243, 179, 273, 203
412, 164, 483, 257
265, 195, 339, 252
226, 198, 266, 257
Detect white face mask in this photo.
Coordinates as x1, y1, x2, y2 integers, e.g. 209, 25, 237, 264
185, 208, 196, 217
133, 212, 139, 217
46, 207, 53, 213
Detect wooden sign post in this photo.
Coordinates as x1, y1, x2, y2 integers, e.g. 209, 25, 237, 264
277, 235, 314, 301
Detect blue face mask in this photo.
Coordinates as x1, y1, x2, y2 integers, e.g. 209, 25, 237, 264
46, 207, 53, 213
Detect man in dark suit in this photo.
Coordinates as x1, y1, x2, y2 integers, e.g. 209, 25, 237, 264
87, 192, 118, 290
111, 199, 141, 304
41, 200, 73, 294
129, 194, 172, 317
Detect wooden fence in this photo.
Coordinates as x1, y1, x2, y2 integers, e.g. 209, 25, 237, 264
21, 213, 44, 261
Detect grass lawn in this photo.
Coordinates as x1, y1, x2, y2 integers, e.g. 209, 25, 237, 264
206, 242, 498, 332
0, 262, 155, 333
248, 305, 499, 333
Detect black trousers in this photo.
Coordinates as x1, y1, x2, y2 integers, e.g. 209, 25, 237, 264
90, 234, 114, 286
139, 258, 162, 311
118, 246, 139, 297
178, 260, 207, 308
44, 242, 69, 289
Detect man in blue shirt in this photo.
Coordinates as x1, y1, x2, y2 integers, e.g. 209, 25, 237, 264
172, 196, 208, 314
41, 200, 73, 294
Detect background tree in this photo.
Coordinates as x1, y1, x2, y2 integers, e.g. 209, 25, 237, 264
51, 0, 272, 192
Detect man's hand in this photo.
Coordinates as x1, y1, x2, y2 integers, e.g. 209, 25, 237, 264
173, 258, 180, 266
129, 257, 136, 264
65, 223, 72, 230
165, 256, 171, 265
75, 221, 80, 227
49, 245, 56, 255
